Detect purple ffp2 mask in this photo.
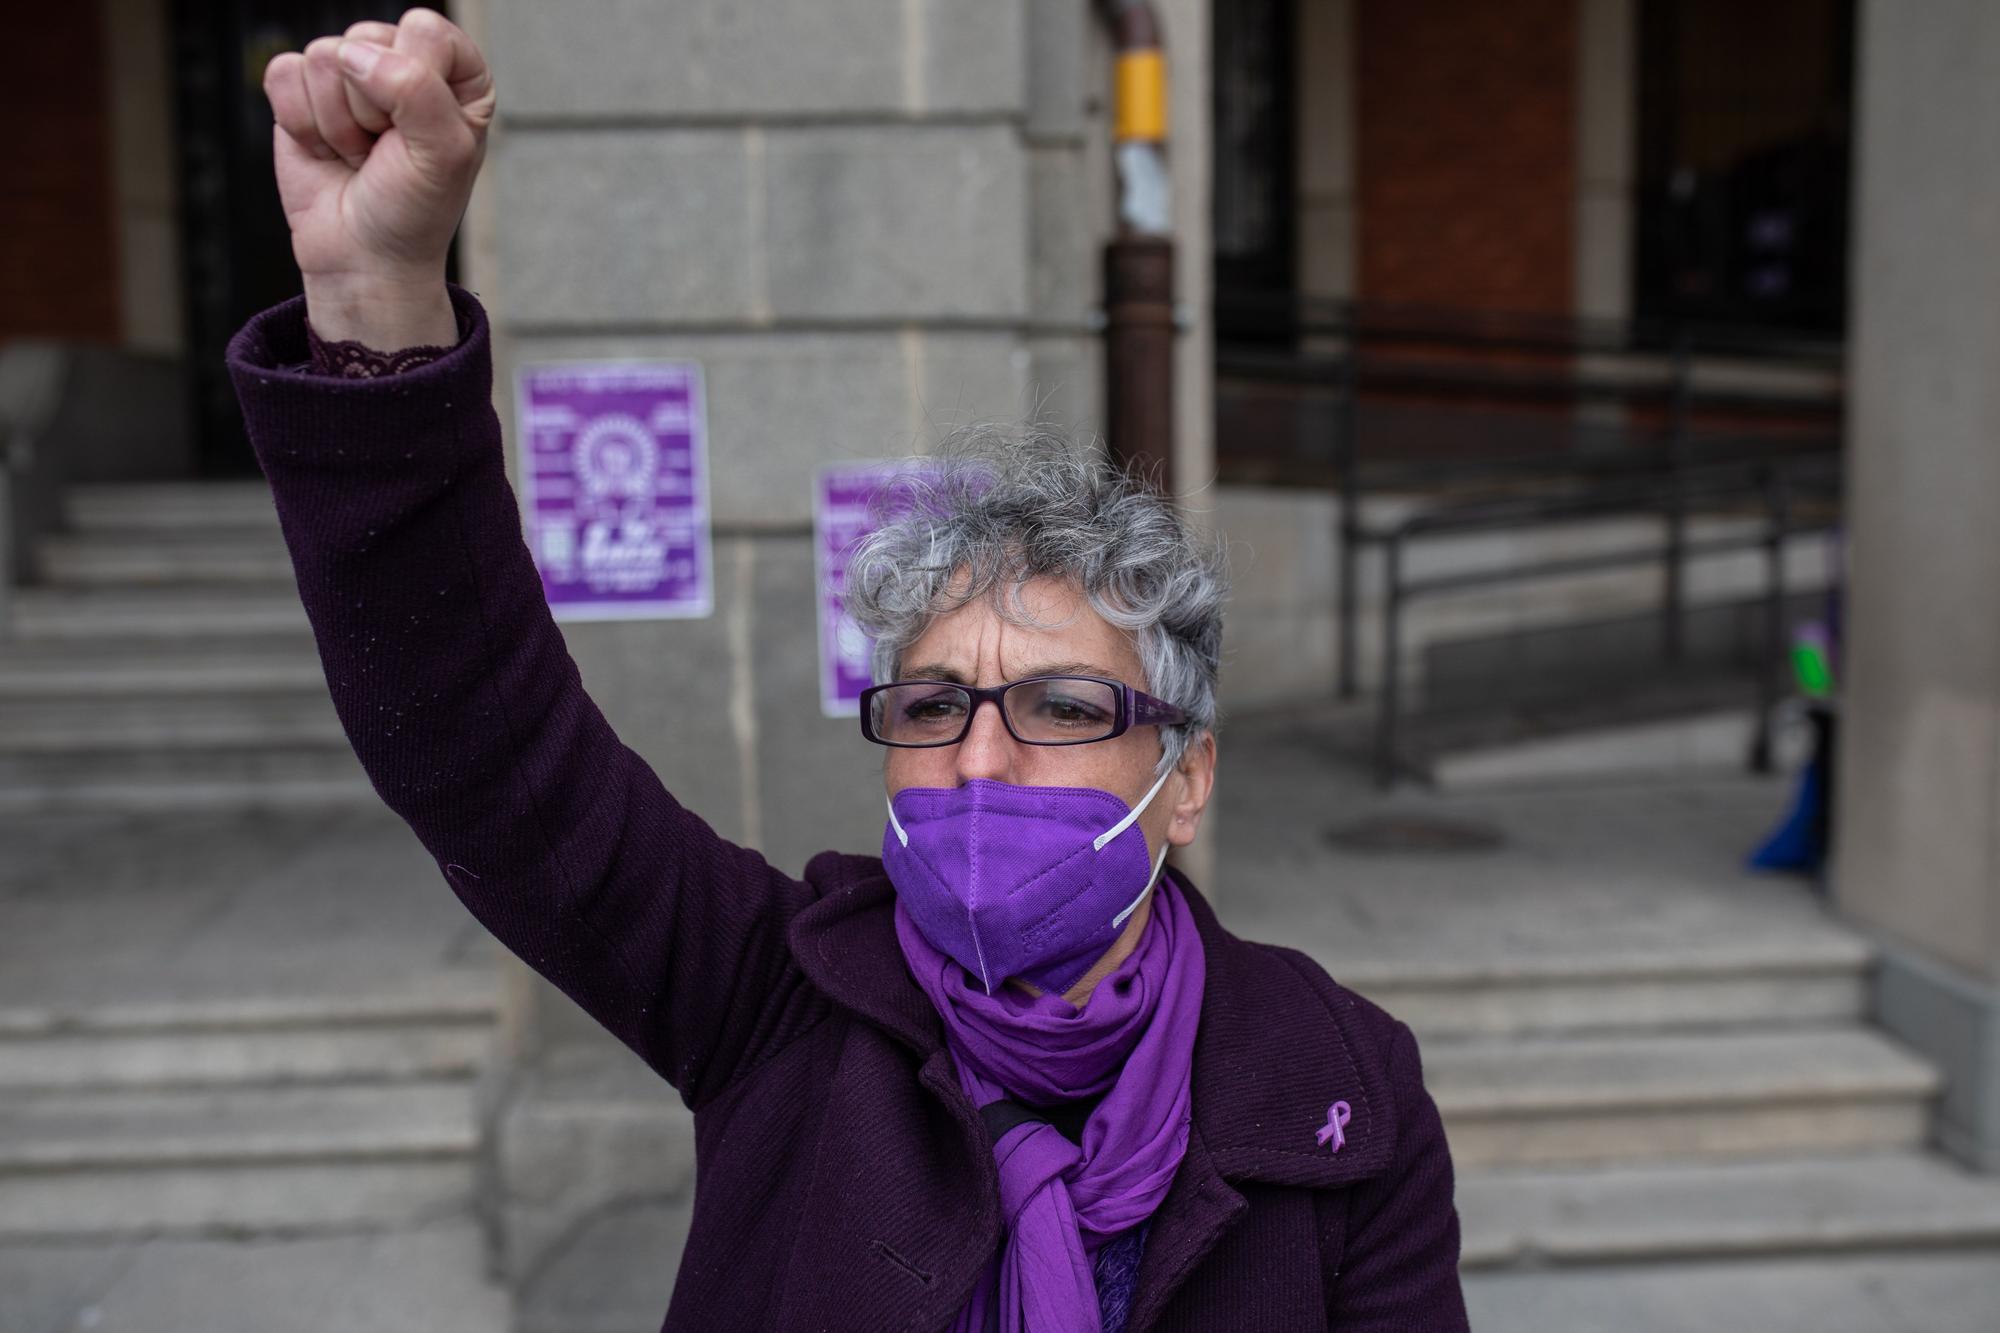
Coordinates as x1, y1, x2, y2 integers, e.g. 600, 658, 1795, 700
882, 767, 1174, 997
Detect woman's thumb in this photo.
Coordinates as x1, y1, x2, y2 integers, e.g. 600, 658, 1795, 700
336, 40, 471, 167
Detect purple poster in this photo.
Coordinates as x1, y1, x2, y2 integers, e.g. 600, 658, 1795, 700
516, 361, 713, 621
815, 460, 916, 717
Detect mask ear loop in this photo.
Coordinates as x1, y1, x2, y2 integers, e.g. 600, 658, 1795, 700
1112, 840, 1173, 929
886, 795, 909, 847
1092, 761, 1175, 852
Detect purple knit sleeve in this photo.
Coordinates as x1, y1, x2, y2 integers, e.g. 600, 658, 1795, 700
224, 286, 828, 1110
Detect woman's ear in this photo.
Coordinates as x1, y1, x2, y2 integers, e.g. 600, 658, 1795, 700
1167, 731, 1217, 845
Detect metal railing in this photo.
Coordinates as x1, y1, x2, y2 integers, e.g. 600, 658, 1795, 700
0, 342, 75, 634
1216, 295, 1845, 785
1370, 456, 1840, 784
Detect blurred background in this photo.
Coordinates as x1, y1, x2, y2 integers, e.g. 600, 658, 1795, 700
4, 1, 1998, 1330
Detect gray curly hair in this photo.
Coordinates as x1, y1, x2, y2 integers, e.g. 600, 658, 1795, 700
842, 426, 1228, 772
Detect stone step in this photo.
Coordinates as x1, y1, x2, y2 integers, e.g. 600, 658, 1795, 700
0, 1081, 478, 1171
1461, 1252, 2000, 1333
1428, 1028, 1939, 1168
1334, 938, 1873, 1041
0, 1023, 493, 1092
0, 695, 344, 753
37, 531, 296, 587
0, 747, 374, 815
7, 588, 308, 640
0, 1221, 512, 1327
0, 642, 325, 700
514, 1196, 694, 1333
0, 1158, 478, 1241
1428, 707, 1773, 789
1459, 1151, 2000, 1269
65, 481, 280, 536
0, 983, 499, 1039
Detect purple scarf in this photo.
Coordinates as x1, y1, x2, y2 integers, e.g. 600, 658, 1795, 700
895, 870, 1207, 1333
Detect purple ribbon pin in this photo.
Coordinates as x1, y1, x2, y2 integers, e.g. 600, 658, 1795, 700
1316, 1100, 1351, 1153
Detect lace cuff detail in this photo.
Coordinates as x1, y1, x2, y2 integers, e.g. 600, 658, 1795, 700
305, 313, 467, 378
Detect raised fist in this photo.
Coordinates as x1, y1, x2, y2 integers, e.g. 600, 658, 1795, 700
262, 7, 495, 346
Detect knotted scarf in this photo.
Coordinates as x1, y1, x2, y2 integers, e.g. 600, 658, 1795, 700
894, 868, 1207, 1333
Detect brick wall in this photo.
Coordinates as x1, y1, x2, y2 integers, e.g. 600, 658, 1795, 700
1355, 0, 1577, 315
1, 3, 118, 342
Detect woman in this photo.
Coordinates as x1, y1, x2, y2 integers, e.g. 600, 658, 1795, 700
234, 11, 1466, 1331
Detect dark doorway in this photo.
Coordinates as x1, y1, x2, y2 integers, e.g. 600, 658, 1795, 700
1635, 0, 1856, 336
1212, 0, 1296, 346
173, 0, 437, 476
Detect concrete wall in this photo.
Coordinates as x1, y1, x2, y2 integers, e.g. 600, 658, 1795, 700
1294, 0, 1357, 303
1835, 0, 2000, 1168
1836, 0, 2000, 985
102, 0, 183, 355
474, 0, 1112, 876
1573, 0, 1636, 325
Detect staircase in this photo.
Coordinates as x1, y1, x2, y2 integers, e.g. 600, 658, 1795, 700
0, 481, 373, 814
1213, 703, 2000, 1329
1347, 937, 2000, 1322
0, 480, 509, 1327
0, 986, 497, 1241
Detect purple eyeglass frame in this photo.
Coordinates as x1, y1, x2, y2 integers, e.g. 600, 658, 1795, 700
857, 674, 1190, 748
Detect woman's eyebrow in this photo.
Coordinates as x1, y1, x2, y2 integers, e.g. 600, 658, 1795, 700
900, 661, 1120, 683
1016, 661, 1120, 680
901, 663, 969, 684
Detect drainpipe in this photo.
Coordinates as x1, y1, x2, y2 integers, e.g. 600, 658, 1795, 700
1097, 0, 1175, 491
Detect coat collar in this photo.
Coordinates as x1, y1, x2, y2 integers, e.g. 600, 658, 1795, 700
787, 852, 1398, 1192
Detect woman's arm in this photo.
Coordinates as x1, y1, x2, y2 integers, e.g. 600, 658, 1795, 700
235, 12, 828, 1111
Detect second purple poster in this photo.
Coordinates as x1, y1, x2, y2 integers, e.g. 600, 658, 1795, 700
814, 460, 922, 718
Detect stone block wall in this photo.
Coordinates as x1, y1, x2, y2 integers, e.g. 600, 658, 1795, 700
470, 0, 1113, 882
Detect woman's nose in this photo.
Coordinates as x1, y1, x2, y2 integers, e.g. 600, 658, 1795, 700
954, 698, 1017, 783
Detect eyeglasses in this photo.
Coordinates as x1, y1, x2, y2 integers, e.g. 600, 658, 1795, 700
858, 674, 1189, 748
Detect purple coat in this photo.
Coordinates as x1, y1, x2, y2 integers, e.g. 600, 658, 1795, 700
226, 288, 1468, 1332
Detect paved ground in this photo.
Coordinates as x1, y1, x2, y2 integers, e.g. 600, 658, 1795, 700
0, 807, 498, 1020
0, 1222, 507, 1333
1209, 701, 1845, 980
1463, 1254, 2000, 1333
0, 808, 505, 1333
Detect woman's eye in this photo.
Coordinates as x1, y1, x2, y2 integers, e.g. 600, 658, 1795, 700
904, 695, 964, 720
1042, 697, 1108, 724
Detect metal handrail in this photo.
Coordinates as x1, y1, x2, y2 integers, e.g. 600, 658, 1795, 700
1218, 294, 1844, 722
1371, 458, 1835, 786
0, 341, 75, 633
1218, 291, 1847, 364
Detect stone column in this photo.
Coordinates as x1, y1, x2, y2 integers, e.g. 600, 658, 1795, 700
1294, 0, 1357, 306
1835, 0, 2000, 1170
1572, 0, 1635, 326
